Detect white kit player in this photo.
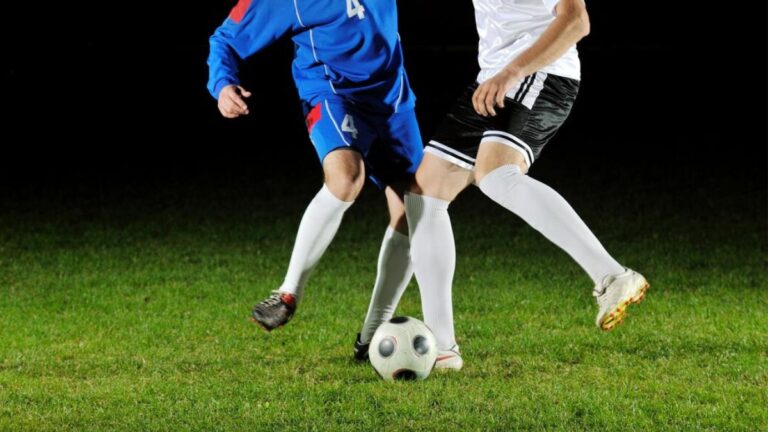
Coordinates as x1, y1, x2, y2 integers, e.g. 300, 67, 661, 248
355, 0, 650, 369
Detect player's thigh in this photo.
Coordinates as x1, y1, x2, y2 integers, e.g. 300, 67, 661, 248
418, 84, 489, 200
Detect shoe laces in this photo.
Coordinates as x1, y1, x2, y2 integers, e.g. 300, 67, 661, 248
259, 291, 284, 308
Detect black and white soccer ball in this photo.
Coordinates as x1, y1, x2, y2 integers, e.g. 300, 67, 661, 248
369, 316, 437, 381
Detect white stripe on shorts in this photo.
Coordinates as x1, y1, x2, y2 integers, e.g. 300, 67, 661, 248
426, 141, 475, 170
481, 132, 533, 167
520, 72, 548, 109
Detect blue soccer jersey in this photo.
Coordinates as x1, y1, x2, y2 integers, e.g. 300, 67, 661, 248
207, 0, 416, 113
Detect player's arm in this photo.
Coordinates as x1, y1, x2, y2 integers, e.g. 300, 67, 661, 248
207, 0, 299, 118
473, 0, 590, 116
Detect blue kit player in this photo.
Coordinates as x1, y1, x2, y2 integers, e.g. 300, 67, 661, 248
208, 0, 422, 332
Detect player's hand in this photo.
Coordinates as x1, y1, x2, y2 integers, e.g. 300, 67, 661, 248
218, 85, 252, 118
472, 68, 524, 117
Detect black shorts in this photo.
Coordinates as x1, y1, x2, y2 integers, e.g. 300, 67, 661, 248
427, 72, 580, 169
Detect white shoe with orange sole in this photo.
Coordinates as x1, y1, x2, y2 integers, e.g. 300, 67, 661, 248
594, 269, 650, 331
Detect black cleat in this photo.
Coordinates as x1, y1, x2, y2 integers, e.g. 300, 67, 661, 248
353, 333, 370, 361
251, 291, 297, 331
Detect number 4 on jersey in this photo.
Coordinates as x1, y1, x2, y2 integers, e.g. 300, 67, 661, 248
347, 0, 365, 19
342, 114, 359, 139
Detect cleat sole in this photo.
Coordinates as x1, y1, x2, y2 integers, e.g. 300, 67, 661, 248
599, 282, 650, 331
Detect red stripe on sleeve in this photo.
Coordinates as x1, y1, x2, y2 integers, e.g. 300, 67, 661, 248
229, 0, 253, 24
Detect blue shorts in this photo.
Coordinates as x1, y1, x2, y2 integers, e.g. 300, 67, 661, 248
302, 99, 423, 188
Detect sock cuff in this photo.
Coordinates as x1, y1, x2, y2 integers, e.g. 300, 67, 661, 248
319, 184, 355, 210
405, 192, 451, 213
478, 164, 524, 191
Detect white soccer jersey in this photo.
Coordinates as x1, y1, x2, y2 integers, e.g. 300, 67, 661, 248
474, 0, 581, 90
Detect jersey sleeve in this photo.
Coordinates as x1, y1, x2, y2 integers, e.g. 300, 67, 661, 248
207, 0, 299, 99
542, 0, 560, 16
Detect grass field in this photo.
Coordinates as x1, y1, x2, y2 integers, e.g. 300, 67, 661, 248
1, 162, 766, 430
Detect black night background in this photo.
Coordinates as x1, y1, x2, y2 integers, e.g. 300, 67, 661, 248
3, 2, 765, 187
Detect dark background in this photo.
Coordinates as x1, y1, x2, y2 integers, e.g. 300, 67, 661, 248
1, 1, 766, 197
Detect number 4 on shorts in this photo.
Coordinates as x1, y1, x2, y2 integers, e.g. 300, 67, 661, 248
347, 0, 365, 20
342, 114, 359, 139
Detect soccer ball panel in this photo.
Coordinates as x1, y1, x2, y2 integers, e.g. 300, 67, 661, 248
369, 316, 438, 381
378, 337, 396, 357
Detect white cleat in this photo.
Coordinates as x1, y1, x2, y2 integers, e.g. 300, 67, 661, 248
594, 268, 649, 331
434, 345, 463, 371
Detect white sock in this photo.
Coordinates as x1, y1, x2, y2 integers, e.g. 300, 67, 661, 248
478, 165, 624, 284
405, 192, 457, 350
279, 185, 353, 299
359, 227, 413, 343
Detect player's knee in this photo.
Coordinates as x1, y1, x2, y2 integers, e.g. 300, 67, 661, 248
476, 164, 527, 202
325, 170, 365, 201
323, 150, 365, 200
409, 182, 446, 202
474, 163, 494, 184
410, 163, 467, 202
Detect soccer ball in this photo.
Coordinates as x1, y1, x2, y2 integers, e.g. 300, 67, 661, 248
369, 316, 438, 381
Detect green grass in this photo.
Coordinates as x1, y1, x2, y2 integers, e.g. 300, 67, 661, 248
1, 167, 766, 431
